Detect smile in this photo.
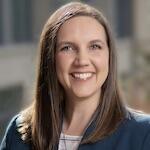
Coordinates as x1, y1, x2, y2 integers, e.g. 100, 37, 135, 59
71, 73, 93, 80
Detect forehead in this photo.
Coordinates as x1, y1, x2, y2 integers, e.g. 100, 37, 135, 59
57, 16, 107, 42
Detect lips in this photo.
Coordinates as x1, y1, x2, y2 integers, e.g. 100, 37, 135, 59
70, 72, 94, 80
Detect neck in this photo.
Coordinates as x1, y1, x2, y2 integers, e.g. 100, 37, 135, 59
63, 93, 100, 135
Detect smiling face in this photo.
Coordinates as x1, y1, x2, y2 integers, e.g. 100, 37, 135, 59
55, 16, 109, 101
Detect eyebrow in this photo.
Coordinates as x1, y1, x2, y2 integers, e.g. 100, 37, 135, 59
89, 39, 106, 46
57, 39, 106, 48
57, 41, 75, 48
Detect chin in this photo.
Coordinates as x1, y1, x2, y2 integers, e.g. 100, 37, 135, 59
71, 89, 100, 100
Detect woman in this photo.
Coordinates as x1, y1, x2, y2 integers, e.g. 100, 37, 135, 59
1, 2, 150, 150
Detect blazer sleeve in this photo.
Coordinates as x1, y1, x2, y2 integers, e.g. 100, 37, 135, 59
0, 115, 19, 150
142, 129, 150, 150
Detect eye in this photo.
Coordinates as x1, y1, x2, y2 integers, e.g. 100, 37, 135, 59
90, 44, 102, 50
60, 45, 73, 51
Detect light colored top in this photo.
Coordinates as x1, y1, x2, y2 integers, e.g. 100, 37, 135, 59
58, 133, 83, 150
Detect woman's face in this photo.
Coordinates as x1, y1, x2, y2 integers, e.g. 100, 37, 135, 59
55, 16, 109, 100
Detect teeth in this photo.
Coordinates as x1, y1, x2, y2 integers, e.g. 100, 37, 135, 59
72, 73, 92, 80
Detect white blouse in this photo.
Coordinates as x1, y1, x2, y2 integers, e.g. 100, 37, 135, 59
58, 133, 83, 150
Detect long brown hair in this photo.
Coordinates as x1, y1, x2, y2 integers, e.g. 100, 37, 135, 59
19, 2, 127, 149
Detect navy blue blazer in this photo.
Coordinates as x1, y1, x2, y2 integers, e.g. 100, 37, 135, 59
1, 112, 150, 150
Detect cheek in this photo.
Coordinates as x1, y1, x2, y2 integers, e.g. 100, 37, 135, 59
56, 54, 66, 71
94, 52, 109, 70
55, 53, 72, 77
55, 56, 64, 81
55, 54, 73, 89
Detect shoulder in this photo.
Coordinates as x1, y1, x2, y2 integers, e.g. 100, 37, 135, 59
0, 114, 31, 150
127, 110, 150, 129
123, 110, 150, 149
79, 110, 150, 150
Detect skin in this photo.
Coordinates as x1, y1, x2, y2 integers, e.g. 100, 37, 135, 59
55, 16, 109, 135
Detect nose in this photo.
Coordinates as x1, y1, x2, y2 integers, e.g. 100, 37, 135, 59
74, 49, 90, 67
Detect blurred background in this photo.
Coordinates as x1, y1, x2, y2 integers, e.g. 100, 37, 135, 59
0, 0, 150, 141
